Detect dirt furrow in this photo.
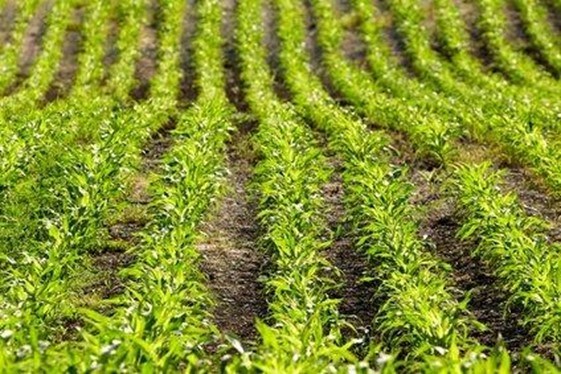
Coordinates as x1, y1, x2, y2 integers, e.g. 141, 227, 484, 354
179, 0, 198, 104
131, 0, 158, 101
262, 0, 292, 101
101, 19, 120, 85
334, 0, 368, 65
419, 199, 532, 352
410, 158, 533, 353
2, 1, 51, 96
198, 126, 267, 343
0, 0, 16, 45
501, 166, 561, 245
85, 0, 166, 306
322, 157, 376, 355
44, 7, 84, 102
194, 0, 268, 344
372, 0, 416, 75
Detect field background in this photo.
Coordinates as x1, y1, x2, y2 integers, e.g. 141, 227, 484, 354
1, 0, 561, 371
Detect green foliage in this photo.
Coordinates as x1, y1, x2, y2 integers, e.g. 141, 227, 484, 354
235, 0, 357, 370
452, 163, 561, 343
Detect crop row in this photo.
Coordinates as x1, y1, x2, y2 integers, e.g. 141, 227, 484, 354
1, 0, 561, 371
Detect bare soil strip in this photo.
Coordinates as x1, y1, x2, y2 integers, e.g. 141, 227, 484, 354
373, 0, 416, 75
301, 1, 378, 351
418, 194, 533, 352
2, 1, 51, 96
502, 166, 561, 244
0, 0, 16, 45
195, 0, 268, 344
322, 157, 377, 354
85, 249, 134, 301
451, 0, 496, 69
44, 7, 84, 102
179, 0, 198, 104
101, 19, 120, 85
544, 1, 561, 33
85, 0, 166, 306
302, 0, 325, 78
503, 1, 530, 48
333, 0, 368, 67
223, 0, 248, 111
19, 2, 51, 81
263, 0, 292, 101
408, 148, 533, 353
130, 0, 158, 101
198, 127, 268, 343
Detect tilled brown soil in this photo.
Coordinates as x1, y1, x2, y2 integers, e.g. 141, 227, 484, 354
2, 1, 51, 96
131, 0, 158, 100
417, 192, 533, 352
198, 127, 268, 343
0, 1, 16, 45
322, 157, 377, 354
502, 166, 561, 244
179, 0, 198, 103
44, 7, 84, 102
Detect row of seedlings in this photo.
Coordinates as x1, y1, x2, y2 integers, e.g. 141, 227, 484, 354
352, 0, 560, 366
272, 0, 524, 371
0, 0, 135, 369
0, 0, 43, 93
300, 0, 549, 371
308, 0, 461, 166
511, 0, 561, 76
50, 0, 236, 370
368, 0, 561, 195
0, 0, 76, 189
474, 0, 557, 86
430, 0, 557, 109
452, 163, 561, 347
234, 0, 356, 370
0, 0, 77, 114
384, 0, 561, 129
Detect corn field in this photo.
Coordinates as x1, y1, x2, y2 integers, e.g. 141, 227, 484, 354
1, 0, 561, 372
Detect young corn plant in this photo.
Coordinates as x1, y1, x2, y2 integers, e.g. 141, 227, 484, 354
451, 162, 561, 344
272, 0, 510, 370
308, 0, 459, 166
40, 0, 235, 370
233, 0, 357, 370
0, 0, 43, 93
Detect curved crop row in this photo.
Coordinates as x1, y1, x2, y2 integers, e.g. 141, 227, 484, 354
43, 0, 236, 370
0, 0, 43, 94
0, 0, 76, 114
105, 0, 145, 102
273, 0, 507, 370
431, 0, 558, 117
234, 0, 356, 370
512, 0, 561, 76
0, 0, 139, 369
308, 0, 459, 165
388, 0, 561, 130
452, 163, 561, 345
474, 0, 553, 84
369, 0, 561, 195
